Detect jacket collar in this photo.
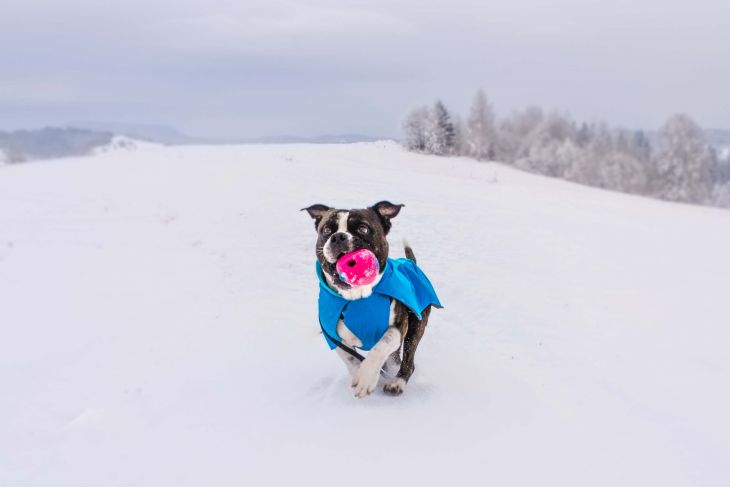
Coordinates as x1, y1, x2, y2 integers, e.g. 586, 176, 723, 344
316, 259, 393, 299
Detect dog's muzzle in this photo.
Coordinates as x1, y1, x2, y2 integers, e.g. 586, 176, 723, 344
323, 232, 354, 263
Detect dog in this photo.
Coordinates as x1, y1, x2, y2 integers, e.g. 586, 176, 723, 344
303, 201, 441, 398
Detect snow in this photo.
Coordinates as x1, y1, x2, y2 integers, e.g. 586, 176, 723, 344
91, 135, 152, 155
1, 141, 729, 486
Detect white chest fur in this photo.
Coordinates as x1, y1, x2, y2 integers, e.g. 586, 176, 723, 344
324, 270, 384, 301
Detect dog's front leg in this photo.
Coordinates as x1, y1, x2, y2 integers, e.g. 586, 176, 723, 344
384, 306, 431, 396
351, 327, 401, 398
335, 348, 360, 378
335, 319, 364, 378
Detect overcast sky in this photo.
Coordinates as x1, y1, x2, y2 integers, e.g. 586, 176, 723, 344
1, 0, 728, 138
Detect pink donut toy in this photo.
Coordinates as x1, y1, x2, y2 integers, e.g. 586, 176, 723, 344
336, 249, 380, 286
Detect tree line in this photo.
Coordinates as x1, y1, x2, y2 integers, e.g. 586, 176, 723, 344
403, 90, 730, 208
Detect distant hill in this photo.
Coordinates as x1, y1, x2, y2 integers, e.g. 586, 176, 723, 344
70, 122, 390, 145
0, 124, 392, 163
0, 127, 114, 162
69, 122, 203, 145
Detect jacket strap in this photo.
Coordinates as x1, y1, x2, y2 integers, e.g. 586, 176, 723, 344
319, 323, 391, 379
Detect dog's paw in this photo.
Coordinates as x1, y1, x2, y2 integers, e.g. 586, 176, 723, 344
383, 378, 407, 396
351, 360, 381, 398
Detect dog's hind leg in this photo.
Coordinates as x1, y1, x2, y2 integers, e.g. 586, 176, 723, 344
384, 349, 402, 377
384, 306, 431, 396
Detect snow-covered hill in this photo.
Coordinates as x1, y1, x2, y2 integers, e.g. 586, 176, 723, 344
1, 141, 729, 486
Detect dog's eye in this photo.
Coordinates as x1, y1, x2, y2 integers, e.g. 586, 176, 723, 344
322, 226, 333, 235
357, 225, 370, 235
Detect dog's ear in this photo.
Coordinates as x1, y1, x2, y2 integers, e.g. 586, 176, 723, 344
301, 204, 331, 230
370, 201, 404, 234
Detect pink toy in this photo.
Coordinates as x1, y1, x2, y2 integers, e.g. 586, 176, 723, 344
336, 249, 380, 286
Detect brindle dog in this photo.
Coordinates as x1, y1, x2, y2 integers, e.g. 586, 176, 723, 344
303, 201, 432, 398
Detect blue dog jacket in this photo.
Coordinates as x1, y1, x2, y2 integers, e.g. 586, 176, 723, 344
317, 258, 442, 351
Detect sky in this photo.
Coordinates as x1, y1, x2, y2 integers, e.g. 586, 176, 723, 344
1, 0, 729, 138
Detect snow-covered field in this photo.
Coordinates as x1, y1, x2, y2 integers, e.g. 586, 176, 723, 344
2, 141, 729, 486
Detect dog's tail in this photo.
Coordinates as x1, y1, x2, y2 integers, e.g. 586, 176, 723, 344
403, 239, 416, 263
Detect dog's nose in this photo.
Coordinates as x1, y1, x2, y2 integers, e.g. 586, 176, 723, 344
331, 232, 348, 243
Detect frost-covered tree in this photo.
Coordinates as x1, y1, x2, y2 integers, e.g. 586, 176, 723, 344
426, 100, 455, 155
587, 123, 614, 157
714, 150, 730, 184
465, 89, 496, 160
586, 125, 648, 193
400, 96, 728, 209
707, 146, 728, 185
575, 123, 593, 147
548, 139, 583, 178
615, 131, 630, 154
543, 111, 574, 142
402, 106, 430, 152
451, 115, 467, 156
423, 108, 443, 155
513, 112, 577, 176
654, 113, 713, 204
711, 182, 730, 208
600, 152, 648, 194
630, 130, 652, 161
515, 141, 557, 175
438, 101, 456, 151
562, 140, 596, 184
496, 106, 545, 163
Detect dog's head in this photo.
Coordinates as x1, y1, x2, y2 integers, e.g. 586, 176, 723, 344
302, 201, 404, 292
